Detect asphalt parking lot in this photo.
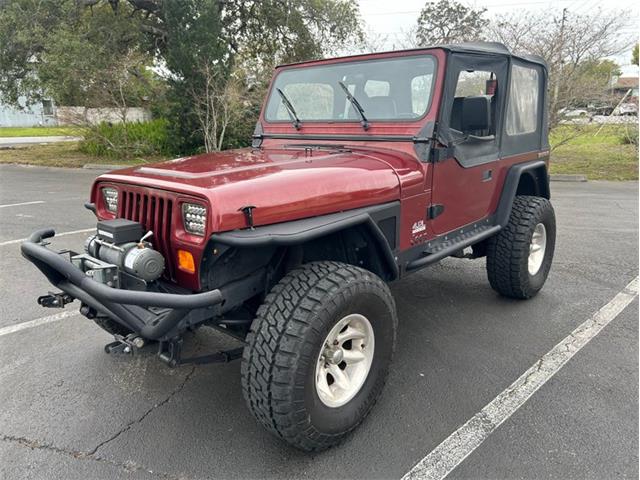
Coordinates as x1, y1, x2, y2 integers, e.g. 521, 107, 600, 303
0, 164, 637, 480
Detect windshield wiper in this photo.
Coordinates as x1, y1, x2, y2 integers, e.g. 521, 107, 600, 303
338, 81, 369, 131
276, 88, 301, 130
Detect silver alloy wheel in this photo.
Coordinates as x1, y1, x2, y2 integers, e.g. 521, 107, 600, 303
315, 313, 375, 408
528, 222, 547, 276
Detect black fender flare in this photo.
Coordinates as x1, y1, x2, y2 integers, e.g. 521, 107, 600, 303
210, 203, 400, 280
495, 160, 550, 228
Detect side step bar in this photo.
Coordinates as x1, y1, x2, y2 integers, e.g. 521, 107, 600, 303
406, 224, 501, 272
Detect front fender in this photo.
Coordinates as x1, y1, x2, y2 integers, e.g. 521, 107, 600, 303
210, 202, 400, 280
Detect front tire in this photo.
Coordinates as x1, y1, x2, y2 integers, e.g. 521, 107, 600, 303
241, 261, 397, 451
486, 195, 556, 299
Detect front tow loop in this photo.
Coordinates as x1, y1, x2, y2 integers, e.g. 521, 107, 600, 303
104, 333, 148, 355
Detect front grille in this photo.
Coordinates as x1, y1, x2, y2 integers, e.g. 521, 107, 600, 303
118, 188, 176, 281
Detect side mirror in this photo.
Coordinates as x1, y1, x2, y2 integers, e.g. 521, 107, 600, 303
461, 96, 491, 133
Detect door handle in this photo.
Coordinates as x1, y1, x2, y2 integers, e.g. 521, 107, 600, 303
482, 169, 493, 182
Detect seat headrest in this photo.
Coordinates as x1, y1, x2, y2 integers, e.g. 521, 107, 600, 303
365, 96, 397, 118
461, 95, 491, 132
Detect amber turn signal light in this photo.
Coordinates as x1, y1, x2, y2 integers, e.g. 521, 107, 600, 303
177, 249, 195, 273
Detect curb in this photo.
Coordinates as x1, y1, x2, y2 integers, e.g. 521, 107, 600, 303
83, 163, 128, 170
550, 174, 587, 182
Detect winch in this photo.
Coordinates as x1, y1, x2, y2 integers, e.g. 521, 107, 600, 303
84, 219, 165, 283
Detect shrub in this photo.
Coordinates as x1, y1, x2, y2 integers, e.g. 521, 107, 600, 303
79, 119, 170, 158
620, 124, 639, 147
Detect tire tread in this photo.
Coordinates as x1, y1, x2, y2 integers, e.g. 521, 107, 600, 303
241, 261, 396, 451
486, 195, 554, 299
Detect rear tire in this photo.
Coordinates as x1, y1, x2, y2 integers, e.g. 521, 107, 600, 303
241, 261, 397, 451
486, 195, 556, 299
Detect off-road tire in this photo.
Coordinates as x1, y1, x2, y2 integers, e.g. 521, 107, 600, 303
93, 317, 133, 337
241, 261, 397, 451
486, 195, 555, 299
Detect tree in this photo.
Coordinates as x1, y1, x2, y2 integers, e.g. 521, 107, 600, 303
570, 59, 621, 105
153, 0, 364, 152
0, 0, 364, 153
633, 44, 639, 65
393, 26, 419, 50
359, 28, 389, 54
0, 1, 156, 108
190, 65, 249, 153
489, 9, 634, 128
416, 0, 487, 46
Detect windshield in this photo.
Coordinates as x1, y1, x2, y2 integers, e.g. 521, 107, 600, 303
264, 55, 436, 123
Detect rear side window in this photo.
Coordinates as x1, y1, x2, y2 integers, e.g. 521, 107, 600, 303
454, 70, 495, 97
506, 65, 539, 135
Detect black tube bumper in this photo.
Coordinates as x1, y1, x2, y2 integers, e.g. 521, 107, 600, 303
21, 228, 224, 340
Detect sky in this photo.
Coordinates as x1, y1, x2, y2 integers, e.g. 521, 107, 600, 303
357, 0, 640, 76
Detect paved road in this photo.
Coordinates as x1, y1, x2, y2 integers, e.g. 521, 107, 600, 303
0, 136, 82, 147
0, 164, 637, 480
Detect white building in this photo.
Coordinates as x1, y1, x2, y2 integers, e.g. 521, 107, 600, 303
0, 97, 57, 127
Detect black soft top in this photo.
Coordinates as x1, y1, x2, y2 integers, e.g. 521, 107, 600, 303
277, 42, 547, 71
437, 42, 547, 69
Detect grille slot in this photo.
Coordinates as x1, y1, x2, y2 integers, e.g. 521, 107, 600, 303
118, 189, 175, 280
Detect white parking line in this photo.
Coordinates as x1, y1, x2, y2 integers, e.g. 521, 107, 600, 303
0, 310, 78, 337
0, 228, 94, 247
402, 276, 639, 480
0, 200, 45, 208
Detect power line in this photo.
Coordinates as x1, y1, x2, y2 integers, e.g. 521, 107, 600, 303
362, 0, 578, 16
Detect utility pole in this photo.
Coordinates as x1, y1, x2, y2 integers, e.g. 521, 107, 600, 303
552, 8, 568, 121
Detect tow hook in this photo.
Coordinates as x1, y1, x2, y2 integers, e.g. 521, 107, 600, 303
104, 334, 146, 355
37, 292, 74, 308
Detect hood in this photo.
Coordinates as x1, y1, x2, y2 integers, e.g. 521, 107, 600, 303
97, 146, 405, 231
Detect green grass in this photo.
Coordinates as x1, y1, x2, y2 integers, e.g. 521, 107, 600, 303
0, 126, 81, 137
0, 142, 158, 168
550, 124, 638, 181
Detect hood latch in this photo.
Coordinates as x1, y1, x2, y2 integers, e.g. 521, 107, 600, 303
239, 205, 257, 229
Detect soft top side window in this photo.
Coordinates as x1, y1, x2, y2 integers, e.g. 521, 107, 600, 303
436, 53, 509, 167
450, 70, 497, 137
505, 65, 540, 135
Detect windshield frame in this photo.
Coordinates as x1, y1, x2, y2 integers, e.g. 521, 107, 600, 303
262, 53, 439, 126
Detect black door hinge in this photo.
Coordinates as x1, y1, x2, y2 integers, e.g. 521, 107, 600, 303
430, 144, 454, 163
427, 204, 445, 220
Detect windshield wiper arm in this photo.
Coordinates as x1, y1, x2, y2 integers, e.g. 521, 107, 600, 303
276, 88, 301, 130
338, 81, 369, 131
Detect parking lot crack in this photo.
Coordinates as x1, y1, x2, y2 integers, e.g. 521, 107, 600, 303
88, 365, 197, 457
1, 366, 198, 479
2, 434, 85, 458
1, 433, 186, 479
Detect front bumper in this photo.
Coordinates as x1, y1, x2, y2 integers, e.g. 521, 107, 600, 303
21, 228, 224, 340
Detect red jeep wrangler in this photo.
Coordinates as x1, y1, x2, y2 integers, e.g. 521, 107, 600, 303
23, 42, 555, 451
